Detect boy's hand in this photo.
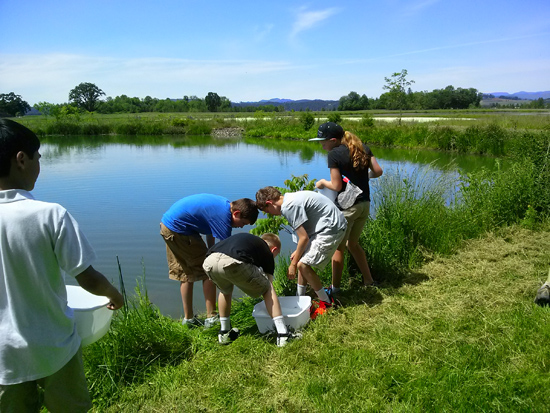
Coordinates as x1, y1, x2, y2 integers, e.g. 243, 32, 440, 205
287, 263, 297, 280
106, 291, 124, 310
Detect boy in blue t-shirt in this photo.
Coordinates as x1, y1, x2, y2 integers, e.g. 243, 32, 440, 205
160, 194, 258, 327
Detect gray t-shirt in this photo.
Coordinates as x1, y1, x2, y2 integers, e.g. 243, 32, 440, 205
281, 191, 346, 237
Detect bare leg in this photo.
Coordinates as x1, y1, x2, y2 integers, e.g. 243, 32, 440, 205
331, 247, 345, 289
297, 262, 323, 291
218, 291, 232, 318
180, 281, 194, 319
297, 270, 306, 287
263, 283, 282, 319
202, 278, 217, 317
347, 239, 374, 285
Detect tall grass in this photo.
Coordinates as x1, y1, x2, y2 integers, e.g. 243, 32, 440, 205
83, 270, 193, 409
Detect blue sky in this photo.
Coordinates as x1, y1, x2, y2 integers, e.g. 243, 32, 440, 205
1, 0, 549, 105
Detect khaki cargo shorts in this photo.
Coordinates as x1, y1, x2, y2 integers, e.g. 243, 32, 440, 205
203, 252, 271, 298
300, 226, 346, 271
160, 222, 208, 283
339, 201, 370, 249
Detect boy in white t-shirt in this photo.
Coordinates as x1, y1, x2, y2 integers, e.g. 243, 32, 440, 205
0, 119, 124, 412
255, 186, 347, 311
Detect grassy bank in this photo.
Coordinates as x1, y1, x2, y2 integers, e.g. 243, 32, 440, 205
13, 111, 550, 157
82, 135, 549, 410
86, 223, 550, 412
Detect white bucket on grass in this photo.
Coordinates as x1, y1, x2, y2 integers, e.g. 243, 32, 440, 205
252, 296, 311, 334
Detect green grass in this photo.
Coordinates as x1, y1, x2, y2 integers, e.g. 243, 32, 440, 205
87, 223, 550, 412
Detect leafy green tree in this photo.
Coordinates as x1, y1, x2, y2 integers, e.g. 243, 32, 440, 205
205, 92, 221, 112
0, 92, 31, 116
327, 112, 342, 123
382, 69, 415, 120
33, 101, 57, 117
69, 82, 105, 112
338, 91, 370, 111
300, 111, 315, 131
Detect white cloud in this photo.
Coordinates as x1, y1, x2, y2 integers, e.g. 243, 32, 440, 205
290, 7, 339, 38
0, 53, 298, 103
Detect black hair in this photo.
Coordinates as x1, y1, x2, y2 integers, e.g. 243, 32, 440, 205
0, 119, 41, 177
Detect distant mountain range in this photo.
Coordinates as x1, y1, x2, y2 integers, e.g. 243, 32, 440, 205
485, 91, 550, 100
232, 92, 549, 111
232, 98, 339, 111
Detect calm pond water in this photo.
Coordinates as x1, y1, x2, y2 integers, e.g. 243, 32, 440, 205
34, 135, 500, 319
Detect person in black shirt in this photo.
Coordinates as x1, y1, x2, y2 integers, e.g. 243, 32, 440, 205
311, 122, 383, 292
203, 232, 301, 347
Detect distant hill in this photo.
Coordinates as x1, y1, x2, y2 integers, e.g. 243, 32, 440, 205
485, 91, 550, 100
232, 98, 339, 111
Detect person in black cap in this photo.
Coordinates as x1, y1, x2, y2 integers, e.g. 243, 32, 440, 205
310, 122, 383, 292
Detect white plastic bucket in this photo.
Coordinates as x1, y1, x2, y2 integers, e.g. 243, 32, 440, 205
318, 187, 337, 203
252, 296, 311, 333
66, 285, 114, 346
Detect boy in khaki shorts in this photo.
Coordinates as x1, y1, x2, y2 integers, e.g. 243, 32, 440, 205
160, 194, 258, 327
255, 186, 347, 312
203, 232, 300, 347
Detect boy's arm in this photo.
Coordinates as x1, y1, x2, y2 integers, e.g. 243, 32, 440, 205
75, 266, 124, 310
288, 225, 309, 279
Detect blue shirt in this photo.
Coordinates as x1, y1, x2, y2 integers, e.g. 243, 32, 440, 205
161, 194, 232, 240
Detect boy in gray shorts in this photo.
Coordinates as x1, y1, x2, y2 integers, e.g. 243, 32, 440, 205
255, 187, 347, 311
203, 232, 300, 347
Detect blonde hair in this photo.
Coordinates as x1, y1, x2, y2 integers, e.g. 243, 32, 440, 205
260, 233, 281, 250
342, 131, 370, 171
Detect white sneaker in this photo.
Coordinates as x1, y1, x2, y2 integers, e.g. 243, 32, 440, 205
277, 332, 302, 347
204, 314, 220, 329
218, 328, 240, 345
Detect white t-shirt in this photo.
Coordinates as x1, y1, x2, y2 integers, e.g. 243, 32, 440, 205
281, 191, 347, 237
0, 189, 96, 385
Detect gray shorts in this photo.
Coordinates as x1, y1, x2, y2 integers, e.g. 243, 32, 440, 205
300, 226, 346, 271
203, 252, 271, 298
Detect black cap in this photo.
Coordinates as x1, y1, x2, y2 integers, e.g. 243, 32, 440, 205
309, 122, 344, 141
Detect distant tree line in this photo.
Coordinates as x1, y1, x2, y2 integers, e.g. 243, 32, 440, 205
2, 71, 548, 117
339, 86, 484, 111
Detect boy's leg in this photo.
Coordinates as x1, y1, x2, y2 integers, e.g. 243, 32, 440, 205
263, 283, 282, 319
297, 262, 322, 291
331, 246, 346, 290
180, 281, 194, 320
296, 271, 307, 296
218, 291, 232, 318
39, 348, 92, 413
0, 381, 41, 413
202, 278, 217, 318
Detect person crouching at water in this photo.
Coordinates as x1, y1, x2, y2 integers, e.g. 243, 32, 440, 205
203, 232, 301, 347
